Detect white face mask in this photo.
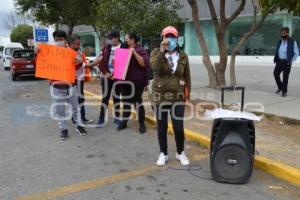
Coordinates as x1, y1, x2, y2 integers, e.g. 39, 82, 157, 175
54, 41, 65, 47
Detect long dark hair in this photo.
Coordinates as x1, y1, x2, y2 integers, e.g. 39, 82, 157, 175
127, 32, 140, 44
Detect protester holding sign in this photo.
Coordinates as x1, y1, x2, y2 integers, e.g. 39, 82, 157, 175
36, 30, 88, 140
150, 26, 191, 166
95, 31, 126, 128
116, 33, 150, 134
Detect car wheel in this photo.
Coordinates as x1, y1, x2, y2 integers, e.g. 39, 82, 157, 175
12, 73, 17, 81
5, 67, 10, 71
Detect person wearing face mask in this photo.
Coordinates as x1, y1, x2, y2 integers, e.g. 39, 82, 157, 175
150, 26, 191, 166
274, 27, 299, 97
95, 30, 127, 128
116, 33, 150, 134
69, 34, 100, 125
44, 30, 88, 140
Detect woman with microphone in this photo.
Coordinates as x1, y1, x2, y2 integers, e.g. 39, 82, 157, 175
150, 26, 191, 166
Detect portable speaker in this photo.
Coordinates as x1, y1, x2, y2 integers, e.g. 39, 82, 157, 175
210, 87, 256, 184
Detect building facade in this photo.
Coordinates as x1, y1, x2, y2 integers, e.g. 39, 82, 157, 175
179, 0, 300, 56
71, 0, 300, 57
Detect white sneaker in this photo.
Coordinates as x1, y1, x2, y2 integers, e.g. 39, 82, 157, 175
156, 153, 168, 166
176, 151, 190, 166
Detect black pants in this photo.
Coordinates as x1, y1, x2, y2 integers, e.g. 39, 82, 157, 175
99, 77, 120, 121
274, 60, 292, 93
154, 103, 185, 155
77, 80, 86, 120
120, 82, 145, 126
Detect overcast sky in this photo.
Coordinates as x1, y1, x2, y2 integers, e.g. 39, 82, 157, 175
0, 0, 15, 42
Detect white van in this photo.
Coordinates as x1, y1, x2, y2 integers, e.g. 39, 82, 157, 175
2, 43, 24, 71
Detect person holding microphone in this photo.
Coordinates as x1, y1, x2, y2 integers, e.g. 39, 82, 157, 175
150, 26, 191, 166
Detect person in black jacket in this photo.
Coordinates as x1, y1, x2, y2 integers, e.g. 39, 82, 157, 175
95, 30, 127, 128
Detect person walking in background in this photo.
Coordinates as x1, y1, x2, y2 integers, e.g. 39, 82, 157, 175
150, 26, 191, 166
116, 33, 150, 134
274, 27, 299, 97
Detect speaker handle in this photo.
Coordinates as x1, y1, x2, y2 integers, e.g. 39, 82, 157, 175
221, 86, 245, 112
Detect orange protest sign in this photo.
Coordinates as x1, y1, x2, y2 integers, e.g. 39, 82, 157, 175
35, 44, 77, 83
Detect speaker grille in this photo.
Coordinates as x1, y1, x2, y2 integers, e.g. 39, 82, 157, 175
213, 145, 252, 180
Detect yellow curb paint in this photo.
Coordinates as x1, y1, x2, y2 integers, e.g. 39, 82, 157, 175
84, 90, 300, 187
255, 156, 300, 187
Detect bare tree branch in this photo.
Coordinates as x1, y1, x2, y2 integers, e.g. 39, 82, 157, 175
207, 0, 219, 28
226, 0, 246, 24
4, 10, 34, 30
220, 0, 226, 21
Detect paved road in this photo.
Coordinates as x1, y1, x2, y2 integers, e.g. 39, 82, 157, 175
0, 69, 299, 200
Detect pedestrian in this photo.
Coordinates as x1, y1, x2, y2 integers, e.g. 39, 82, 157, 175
150, 26, 191, 166
95, 30, 126, 128
116, 33, 150, 134
273, 27, 299, 97
48, 30, 88, 140
68, 34, 98, 124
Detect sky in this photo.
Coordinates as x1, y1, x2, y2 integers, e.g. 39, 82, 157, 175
0, 0, 15, 43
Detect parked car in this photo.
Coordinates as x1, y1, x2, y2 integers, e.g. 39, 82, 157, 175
2, 43, 24, 71
10, 49, 35, 81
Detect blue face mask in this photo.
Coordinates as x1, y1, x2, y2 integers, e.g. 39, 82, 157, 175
167, 38, 178, 51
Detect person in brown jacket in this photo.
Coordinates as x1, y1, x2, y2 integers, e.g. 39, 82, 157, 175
150, 26, 191, 166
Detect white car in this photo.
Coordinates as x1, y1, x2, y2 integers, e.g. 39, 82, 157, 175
2, 43, 24, 71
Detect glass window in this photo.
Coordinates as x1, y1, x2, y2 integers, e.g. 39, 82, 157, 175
292, 17, 300, 45
13, 50, 34, 58
227, 15, 283, 55
5, 48, 22, 56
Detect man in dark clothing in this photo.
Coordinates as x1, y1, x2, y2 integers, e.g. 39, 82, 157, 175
273, 27, 299, 97
96, 30, 126, 128
116, 33, 150, 134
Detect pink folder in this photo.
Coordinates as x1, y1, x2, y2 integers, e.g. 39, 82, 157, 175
113, 48, 133, 80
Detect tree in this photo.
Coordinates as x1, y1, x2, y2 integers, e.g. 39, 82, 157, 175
10, 24, 33, 48
188, 0, 247, 87
16, 0, 98, 36
229, 0, 275, 86
188, 0, 300, 88
230, 0, 300, 86
4, 9, 34, 30
94, 0, 183, 47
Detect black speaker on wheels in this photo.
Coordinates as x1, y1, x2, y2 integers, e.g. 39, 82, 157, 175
210, 87, 256, 184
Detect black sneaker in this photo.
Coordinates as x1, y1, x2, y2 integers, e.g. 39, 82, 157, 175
282, 92, 287, 97
82, 118, 94, 124
275, 89, 282, 94
60, 129, 69, 140
76, 126, 88, 136
71, 117, 76, 125
139, 123, 147, 134
117, 121, 127, 131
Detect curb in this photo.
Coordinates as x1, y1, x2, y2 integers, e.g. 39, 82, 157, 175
84, 90, 300, 187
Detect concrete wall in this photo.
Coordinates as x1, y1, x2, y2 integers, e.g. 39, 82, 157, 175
179, 0, 258, 21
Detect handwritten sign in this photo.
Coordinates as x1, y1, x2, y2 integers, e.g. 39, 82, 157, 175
113, 48, 133, 80
35, 44, 77, 83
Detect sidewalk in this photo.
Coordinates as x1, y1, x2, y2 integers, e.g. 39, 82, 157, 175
85, 79, 300, 171
188, 61, 300, 120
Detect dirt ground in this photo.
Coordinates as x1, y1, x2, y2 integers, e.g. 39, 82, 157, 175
85, 80, 300, 169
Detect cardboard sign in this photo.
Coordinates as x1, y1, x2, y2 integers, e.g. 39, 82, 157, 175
35, 44, 77, 83
113, 48, 133, 80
